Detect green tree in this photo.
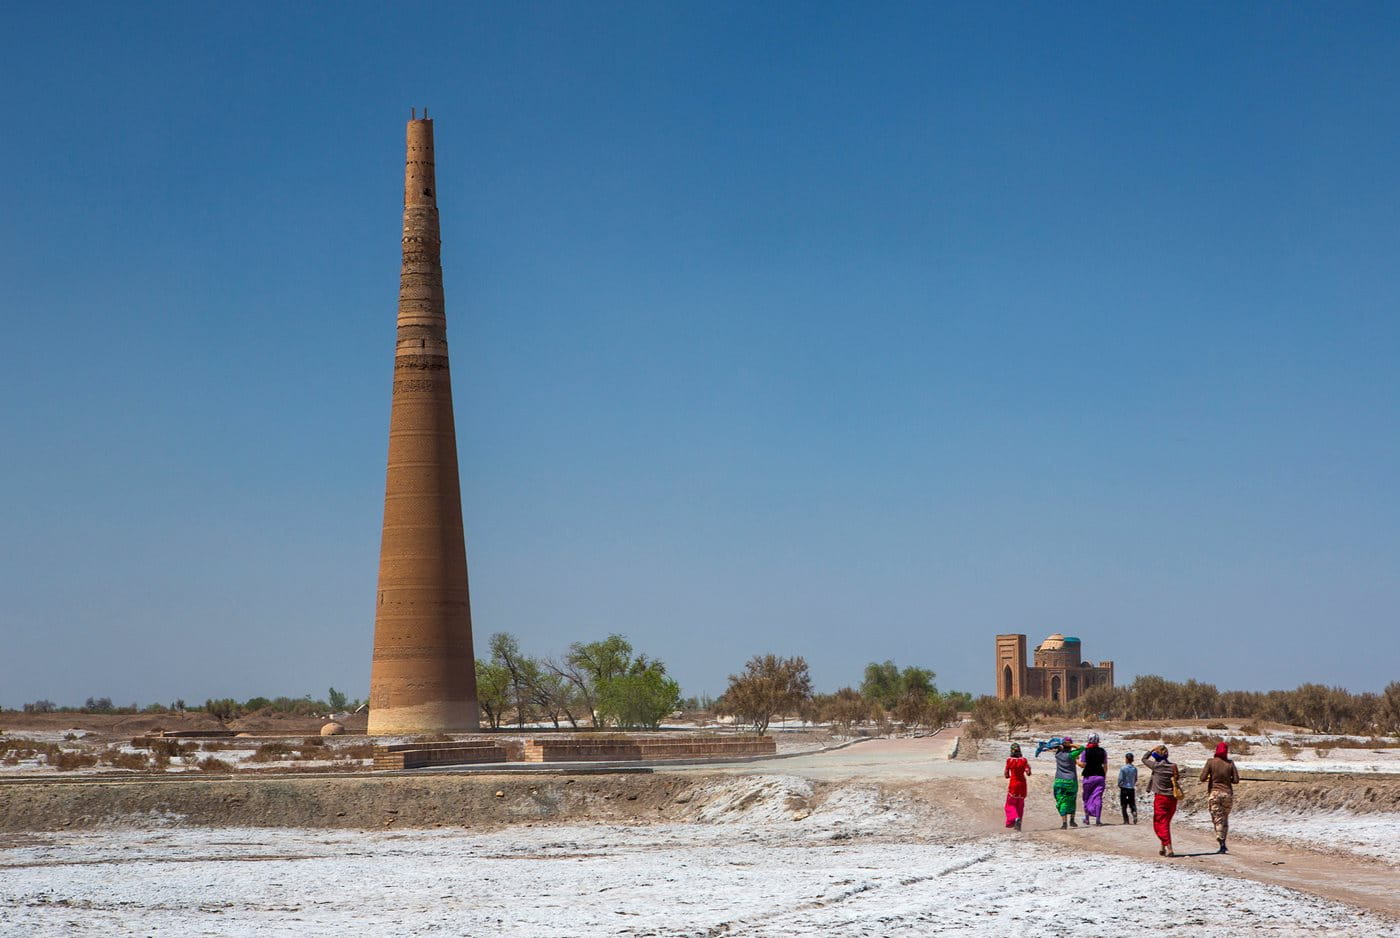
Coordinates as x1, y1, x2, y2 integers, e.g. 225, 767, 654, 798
475, 659, 511, 730
204, 698, 241, 722
860, 661, 904, 710
860, 661, 939, 712
552, 634, 635, 727
596, 660, 681, 729
942, 690, 974, 713
327, 687, 349, 711
489, 632, 539, 728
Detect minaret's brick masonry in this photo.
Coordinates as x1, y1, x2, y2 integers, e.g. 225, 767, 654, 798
367, 116, 479, 734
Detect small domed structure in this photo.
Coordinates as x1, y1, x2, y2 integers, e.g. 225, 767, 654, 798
996, 632, 1115, 704
320, 722, 345, 737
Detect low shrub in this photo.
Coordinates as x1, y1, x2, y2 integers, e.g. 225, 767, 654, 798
1314, 746, 1332, 759
197, 756, 233, 772
1205, 722, 1227, 730
147, 739, 197, 758
248, 742, 296, 762
1279, 741, 1299, 760
46, 750, 98, 771
1, 737, 58, 759
100, 748, 150, 771
1239, 723, 1261, 735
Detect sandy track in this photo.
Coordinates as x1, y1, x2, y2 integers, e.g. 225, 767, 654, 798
668, 733, 1400, 920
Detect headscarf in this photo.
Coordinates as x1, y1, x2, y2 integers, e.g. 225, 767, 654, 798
1010, 743, 1022, 757
1087, 732, 1100, 745
1215, 742, 1229, 758
1061, 737, 1073, 747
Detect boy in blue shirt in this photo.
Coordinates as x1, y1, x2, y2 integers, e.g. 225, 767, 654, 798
1117, 752, 1139, 824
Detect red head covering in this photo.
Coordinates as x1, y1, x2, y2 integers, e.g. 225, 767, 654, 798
1215, 742, 1229, 757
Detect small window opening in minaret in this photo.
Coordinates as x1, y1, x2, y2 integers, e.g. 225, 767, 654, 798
423, 188, 433, 196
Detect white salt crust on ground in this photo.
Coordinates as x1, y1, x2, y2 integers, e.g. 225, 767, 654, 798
1176, 807, 1400, 867
3, 777, 1395, 937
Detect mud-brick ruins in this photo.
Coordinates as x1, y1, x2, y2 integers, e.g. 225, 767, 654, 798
995, 633, 1115, 703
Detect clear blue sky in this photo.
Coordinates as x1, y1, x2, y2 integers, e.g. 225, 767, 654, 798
2, 3, 1397, 708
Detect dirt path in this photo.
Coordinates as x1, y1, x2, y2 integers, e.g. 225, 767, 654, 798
672, 734, 1400, 920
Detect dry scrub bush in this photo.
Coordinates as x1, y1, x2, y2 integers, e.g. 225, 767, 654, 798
133, 738, 198, 758
46, 750, 98, 771
2, 738, 59, 765
1206, 722, 1227, 730
249, 742, 296, 762
1315, 746, 1332, 759
1240, 723, 1262, 735
197, 756, 234, 772
1279, 741, 1300, 760
100, 748, 150, 771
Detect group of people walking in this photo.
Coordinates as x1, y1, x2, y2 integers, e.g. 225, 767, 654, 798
1003, 733, 1241, 857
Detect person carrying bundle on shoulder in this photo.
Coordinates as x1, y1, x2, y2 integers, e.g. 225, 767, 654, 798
1144, 745, 1182, 856
1052, 737, 1085, 828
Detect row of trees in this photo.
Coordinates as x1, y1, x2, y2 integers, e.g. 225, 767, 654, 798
475, 633, 682, 730
715, 657, 973, 735
18, 690, 361, 720
969, 677, 1400, 739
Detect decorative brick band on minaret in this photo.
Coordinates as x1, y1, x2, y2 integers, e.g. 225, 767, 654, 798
367, 116, 479, 734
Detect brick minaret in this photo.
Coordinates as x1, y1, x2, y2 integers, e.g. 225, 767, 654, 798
368, 114, 479, 734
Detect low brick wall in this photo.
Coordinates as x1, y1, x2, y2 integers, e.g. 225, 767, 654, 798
373, 741, 508, 771
520, 735, 776, 764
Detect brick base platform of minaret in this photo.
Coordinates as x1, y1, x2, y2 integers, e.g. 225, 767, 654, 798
371, 735, 777, 770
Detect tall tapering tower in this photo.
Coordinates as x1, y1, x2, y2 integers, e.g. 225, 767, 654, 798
368, 114, 479, 734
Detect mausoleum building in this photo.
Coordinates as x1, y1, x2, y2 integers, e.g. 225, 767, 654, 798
995, 633, 1114, 703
